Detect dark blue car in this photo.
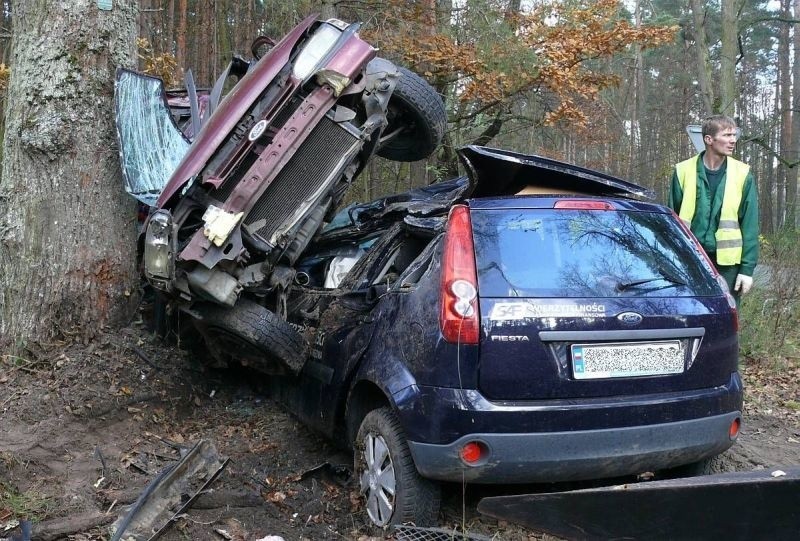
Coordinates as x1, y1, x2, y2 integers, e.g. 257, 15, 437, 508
189, 146, 742, 529
115, 23, 740, 528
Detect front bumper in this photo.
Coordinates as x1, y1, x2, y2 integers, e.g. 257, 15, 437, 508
396, 372, 743, 483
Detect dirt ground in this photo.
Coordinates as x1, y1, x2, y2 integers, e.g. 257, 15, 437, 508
1, 307, 799, 541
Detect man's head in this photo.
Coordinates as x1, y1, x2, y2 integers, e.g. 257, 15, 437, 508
702, 115, 738, 157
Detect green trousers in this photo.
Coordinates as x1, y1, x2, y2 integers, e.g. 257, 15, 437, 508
713, 258, 741, 307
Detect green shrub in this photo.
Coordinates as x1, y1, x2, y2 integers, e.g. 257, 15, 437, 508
738, 232, 800, 362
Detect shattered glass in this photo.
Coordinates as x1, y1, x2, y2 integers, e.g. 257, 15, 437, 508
114, 69, 191, 205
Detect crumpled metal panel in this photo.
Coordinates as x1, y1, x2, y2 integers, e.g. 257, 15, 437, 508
114, 68, 191, 205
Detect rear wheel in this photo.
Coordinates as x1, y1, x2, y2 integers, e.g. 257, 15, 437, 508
376, 66, 446, 162
193, 299, 307, 375
354, 407, 440, 528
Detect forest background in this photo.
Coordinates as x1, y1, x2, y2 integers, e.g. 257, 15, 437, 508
0, 0, 799, 360
0, 2, 798, 538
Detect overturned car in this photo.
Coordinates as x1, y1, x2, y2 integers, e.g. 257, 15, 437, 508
116, 15, 446, 374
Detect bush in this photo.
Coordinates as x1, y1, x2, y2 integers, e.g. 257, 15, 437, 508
738, 232, 800, 362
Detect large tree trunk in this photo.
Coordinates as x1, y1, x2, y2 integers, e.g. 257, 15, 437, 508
0, 0, 138, 353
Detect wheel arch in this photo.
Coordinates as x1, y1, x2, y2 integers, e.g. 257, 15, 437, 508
345, 380, 391, 448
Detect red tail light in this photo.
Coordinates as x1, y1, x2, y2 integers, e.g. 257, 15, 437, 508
554, 200, 614, 210
440, 205, 480, 344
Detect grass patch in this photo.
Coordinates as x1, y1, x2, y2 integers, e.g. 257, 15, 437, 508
784, 400, 800, 411
0, 481, 54, 522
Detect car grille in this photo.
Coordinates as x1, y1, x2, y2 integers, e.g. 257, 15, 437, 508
243, 116, 359, 244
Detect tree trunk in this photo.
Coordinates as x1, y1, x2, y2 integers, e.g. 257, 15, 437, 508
719, 0, 740, 115
319, 0, 337, 19
688, 0, 714, 115
788, 0, 800, 228
0, 0, 138, 353
629, 0, 643, 181
777, 0, 791, 229
176, 0, 187, 75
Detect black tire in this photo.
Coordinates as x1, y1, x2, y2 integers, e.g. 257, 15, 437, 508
376, 66, 446, 162
193, 299, 307, 376
354, 407, 441, 528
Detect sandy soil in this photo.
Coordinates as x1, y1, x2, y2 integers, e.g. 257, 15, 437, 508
1, 312, 798, 541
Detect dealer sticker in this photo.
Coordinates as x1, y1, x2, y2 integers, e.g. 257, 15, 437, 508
489, 301, 606, 320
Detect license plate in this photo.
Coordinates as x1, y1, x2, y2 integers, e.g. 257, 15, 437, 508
571, 341, 684, 380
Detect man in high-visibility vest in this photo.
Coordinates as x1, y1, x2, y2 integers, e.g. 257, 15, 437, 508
668, 115, 759, 303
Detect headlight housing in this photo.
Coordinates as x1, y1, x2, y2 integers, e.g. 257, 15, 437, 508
143, 209, 175, 289
292, 22, 343, 81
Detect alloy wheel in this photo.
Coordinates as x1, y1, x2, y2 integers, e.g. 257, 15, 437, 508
359, 431, 397, 526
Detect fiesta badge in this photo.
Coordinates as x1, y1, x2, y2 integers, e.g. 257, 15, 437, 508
617, 311, 643, 326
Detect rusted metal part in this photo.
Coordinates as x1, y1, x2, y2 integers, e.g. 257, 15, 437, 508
477, 467, 800, 540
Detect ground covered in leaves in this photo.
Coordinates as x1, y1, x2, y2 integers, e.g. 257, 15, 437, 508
1, 313, 799, 540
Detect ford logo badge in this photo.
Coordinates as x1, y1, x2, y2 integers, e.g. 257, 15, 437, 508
617, 312, 643, 326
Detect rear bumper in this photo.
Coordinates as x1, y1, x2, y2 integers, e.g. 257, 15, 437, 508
408, 411, 740, 483
395, 372, 743, 483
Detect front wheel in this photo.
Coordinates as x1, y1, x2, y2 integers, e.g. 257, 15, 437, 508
354, 407, 440, 528
192, 299, 307, 376
376, 66, 446, 163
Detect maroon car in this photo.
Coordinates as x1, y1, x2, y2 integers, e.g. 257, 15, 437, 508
115, 15, 446, 374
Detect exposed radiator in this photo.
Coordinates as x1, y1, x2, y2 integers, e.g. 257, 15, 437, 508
243, 116, 359, 245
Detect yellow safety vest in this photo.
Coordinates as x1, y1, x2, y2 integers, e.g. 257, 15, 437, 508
675, 154, 749, 265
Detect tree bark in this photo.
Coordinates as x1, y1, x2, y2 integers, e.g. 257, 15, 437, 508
788, 0, 800, 227
719, 0, 740, 116
777, 0, 791, 228
0, 0, 138, 353
176, 0, 187, 74
688, 0, 714, 115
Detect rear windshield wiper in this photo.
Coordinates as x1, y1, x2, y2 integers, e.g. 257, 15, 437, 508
616, 275, 687, 292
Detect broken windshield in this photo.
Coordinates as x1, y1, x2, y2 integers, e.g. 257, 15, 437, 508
114, 69, 191, 205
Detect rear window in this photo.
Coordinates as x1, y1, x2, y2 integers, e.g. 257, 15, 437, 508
471, 208, 719, 298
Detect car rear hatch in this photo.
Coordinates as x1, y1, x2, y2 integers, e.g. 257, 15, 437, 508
469, 196, 738, 401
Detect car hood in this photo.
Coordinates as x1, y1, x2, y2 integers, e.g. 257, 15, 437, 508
457, 145, 654, 199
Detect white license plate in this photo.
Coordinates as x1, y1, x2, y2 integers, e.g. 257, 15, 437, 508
571, 341, 684, 380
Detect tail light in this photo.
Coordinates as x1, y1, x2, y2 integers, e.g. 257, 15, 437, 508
672, 210, 738, 331
440, 205, 480, 344
553, 200, 614, 210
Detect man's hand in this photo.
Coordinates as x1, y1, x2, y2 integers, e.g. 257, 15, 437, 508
734, 274, 753, 295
